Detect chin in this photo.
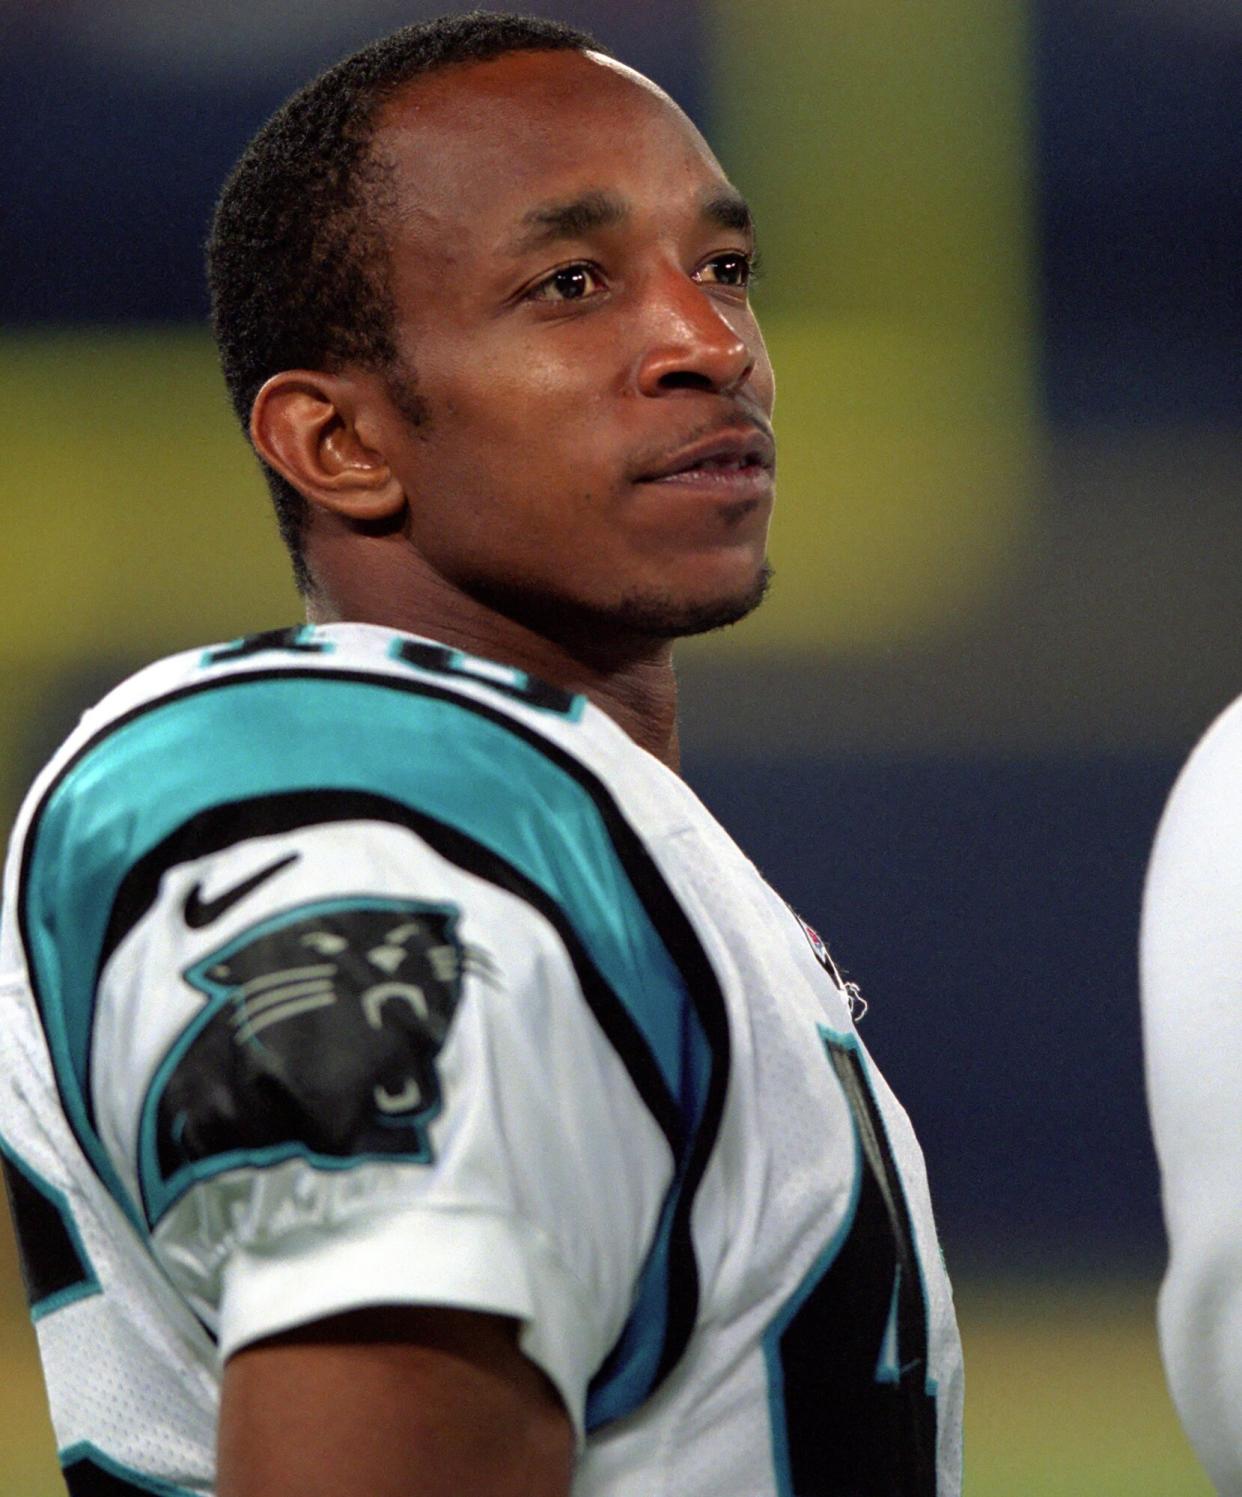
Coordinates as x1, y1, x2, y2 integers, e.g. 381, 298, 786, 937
608, 561, 773, 639
459, 561, 772, 647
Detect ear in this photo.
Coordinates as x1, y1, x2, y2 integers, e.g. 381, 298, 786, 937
250, 370, 404, 523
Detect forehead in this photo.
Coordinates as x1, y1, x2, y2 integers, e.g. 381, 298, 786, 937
371, 50, 730, 247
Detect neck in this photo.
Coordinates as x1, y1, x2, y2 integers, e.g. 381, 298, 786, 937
307, 563, 683, 771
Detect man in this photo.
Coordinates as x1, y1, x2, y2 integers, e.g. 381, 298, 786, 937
0, 14, 963, 1494
1143, 703, 1242, 1493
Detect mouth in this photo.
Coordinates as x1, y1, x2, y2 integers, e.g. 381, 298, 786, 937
633, 425, 776, 494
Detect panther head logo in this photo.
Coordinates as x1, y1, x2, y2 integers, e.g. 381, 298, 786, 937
153, 899, 495, 1194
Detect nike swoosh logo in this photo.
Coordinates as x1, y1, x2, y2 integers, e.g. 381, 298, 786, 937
183, 853, 300, 929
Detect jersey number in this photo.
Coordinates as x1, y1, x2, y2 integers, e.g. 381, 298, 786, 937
202, 629, 579, 716
767, 1029, 937, 1496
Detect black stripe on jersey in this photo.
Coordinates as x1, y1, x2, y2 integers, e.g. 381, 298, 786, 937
0, 1141, 99, 1319
580, 807, 731, 1393
20, 662, 730, 1405
61, 1445, 196, 1497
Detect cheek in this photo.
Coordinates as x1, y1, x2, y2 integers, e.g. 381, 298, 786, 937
428, 356, 617, 492
433, 338, 603, 425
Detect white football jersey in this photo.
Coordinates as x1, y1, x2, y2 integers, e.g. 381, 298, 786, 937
1143, 694, 1242, 1494
0, 623, 963, 1496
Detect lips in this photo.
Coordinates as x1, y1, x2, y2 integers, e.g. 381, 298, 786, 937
634, 425, 775, 485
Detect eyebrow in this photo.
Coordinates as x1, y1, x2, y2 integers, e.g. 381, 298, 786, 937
507, 191, 628, 255
505, 186, 755, 257
701, 190, 754, 237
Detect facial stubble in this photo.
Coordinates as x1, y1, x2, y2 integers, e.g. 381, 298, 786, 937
381, 365, 773, 643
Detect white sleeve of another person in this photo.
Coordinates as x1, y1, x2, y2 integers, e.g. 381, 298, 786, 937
1142, 696, 1242, 1494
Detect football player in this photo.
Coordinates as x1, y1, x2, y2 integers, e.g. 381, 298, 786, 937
0, 14, 963, 1494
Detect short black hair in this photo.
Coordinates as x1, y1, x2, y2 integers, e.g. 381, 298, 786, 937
207, 11, 606, 594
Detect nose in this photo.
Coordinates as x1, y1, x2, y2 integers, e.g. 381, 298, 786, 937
634, 270, 755, 398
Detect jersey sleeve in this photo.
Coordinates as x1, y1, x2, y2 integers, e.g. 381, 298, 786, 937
1141, 697, 1242, 1490
16, 663, 696, 1438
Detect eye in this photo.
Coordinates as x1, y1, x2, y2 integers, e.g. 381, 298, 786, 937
696, 251, 756, 289
527, 263, 605, 303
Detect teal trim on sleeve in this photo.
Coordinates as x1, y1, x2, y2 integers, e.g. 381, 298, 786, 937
29, 1280, 100, 1323
59, 1442, 199, 1496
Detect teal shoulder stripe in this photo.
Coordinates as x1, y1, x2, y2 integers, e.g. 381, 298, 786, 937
21, 671, 703, 1227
